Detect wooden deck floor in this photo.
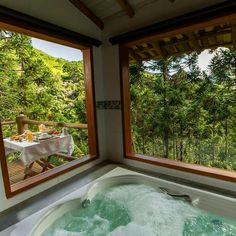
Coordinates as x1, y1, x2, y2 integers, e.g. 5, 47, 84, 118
8, 160, 43, 185
7, 154, 75, 185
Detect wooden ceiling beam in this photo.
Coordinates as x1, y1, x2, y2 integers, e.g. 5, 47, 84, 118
186, 32, 202, 53
110, 1, 236, 45
232, 22, 236, 49
129, 48, 141, 61
116, 0, 134, 18
69, 0, 104, 30
152, 42, 168, 59
157, 29, 231, 49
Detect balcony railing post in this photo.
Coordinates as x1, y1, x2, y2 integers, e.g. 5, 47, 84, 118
16, 114, 28, 134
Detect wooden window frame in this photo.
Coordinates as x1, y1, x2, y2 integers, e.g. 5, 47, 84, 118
0, 8, 99, 198
119, 12, 236, 183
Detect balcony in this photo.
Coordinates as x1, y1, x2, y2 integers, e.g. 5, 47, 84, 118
1, 115, 88, 185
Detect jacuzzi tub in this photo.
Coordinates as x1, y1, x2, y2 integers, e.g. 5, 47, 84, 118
30, 174, 236, 235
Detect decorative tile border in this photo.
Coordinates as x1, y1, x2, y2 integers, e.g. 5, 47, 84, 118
96, 100, 121, 110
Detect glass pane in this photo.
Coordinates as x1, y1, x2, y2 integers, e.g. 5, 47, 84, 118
0, 30, 89, 185
129, 25, 236, 171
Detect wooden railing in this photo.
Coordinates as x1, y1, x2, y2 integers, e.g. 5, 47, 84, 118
24, 119, 88, 129
1, 120, 15, 126
1, 115, 87, 134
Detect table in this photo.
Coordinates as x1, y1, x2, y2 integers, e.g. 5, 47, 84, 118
4, 135, 74, 178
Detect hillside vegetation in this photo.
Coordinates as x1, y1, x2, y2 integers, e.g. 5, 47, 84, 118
130, 48, 236, 171
0, 30, 88, 156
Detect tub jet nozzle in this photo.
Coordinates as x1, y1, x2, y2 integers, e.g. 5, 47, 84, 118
82, 199, 90, 208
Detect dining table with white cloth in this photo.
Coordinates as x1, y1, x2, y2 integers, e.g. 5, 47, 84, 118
4, 135, 74, 166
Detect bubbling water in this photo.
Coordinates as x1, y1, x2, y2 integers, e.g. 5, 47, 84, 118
42, 184, 236, 236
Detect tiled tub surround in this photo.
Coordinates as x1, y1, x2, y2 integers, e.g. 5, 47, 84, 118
1, 167, 236, 236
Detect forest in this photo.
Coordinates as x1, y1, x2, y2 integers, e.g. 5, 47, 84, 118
1, 30, 236, 172
130, 48, 236, 171
0, 30, 88, 158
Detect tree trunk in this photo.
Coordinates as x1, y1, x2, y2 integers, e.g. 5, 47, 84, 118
152, 136, 156, 156
188, 131, 191, 160
173, 139, 176, 159
179, 125, 184, 161
176, 139, 179, 159
224, 118, 229, 160
212, 122, 215, 163
142, 135, 145, 154
162, 62, 169, 158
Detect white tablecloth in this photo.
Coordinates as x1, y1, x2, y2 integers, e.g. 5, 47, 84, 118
4, 135, 74, 166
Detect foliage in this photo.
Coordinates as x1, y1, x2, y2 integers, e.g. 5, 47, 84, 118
0, 31, 88, 160
130, 48, 236, 171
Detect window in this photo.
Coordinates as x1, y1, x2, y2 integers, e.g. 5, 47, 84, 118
0, 14, 98, 197
120, 15, 236, 181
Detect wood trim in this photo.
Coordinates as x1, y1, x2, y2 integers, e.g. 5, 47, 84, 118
83, 48, 99, 156
9, 155, 98, 197
0, 125, 11, 197
116, 0, 134, 18
0, 19, 99, 197
232, 22, 236, 49
119, 44, 133, 154
110, 1, 236, 46
0, 4, 101, 48
119, 5, 236, 183
120, 58, 236, 182
69, 0, 104, 30
125, 154, 236, 182
126, 13, 236, 47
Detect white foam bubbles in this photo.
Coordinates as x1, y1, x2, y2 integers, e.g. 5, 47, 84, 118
105, 184, 199, 236
42, 184, 236, 236
107, 222, 155, 236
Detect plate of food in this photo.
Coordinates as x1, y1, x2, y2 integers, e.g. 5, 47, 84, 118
37, 133, 52, 140
10, 135, 24, 142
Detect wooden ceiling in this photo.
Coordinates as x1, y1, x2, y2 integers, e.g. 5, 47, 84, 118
67, 0, 235, 61
129, 22, 236, 63
68, 0, 176, 30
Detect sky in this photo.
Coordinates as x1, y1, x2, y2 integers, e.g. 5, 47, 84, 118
32, 38, 83, 61
32, 37, 214, 70
197, 50, 214, 71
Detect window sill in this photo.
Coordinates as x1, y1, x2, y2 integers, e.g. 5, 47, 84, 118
8, 155, 98, 198
125, 153, 236, 183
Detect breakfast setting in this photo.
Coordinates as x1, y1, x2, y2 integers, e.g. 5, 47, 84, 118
9, 124, 66, 143
4, 124, 74, 167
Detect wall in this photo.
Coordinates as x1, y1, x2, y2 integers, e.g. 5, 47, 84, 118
101, 39, 236, 194
0, 0, 102, 39
101, 0, 236, 193
0, 0, 107, 212
0, 0, 233, 212
0, 45, 107, 212
101, 0, 225, 164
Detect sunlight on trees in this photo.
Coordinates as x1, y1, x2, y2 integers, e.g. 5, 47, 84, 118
130, 48, 236, 171
0, 30, 88, 157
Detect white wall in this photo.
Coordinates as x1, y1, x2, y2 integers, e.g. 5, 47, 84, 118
100, 0, 235, 192
0, 45, 107, 212
0, 0, 107, 212
0, 158, 104, 212
101, 41, 123, 162
101, 0, 225, 165
101, 39, 236, 194
93, 46, 107, 159
0, 0, 233, 212
0, 0, 102, 39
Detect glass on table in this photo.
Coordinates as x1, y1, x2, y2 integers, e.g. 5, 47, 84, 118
38, 124, 46, 132
27, 131, 33, 142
